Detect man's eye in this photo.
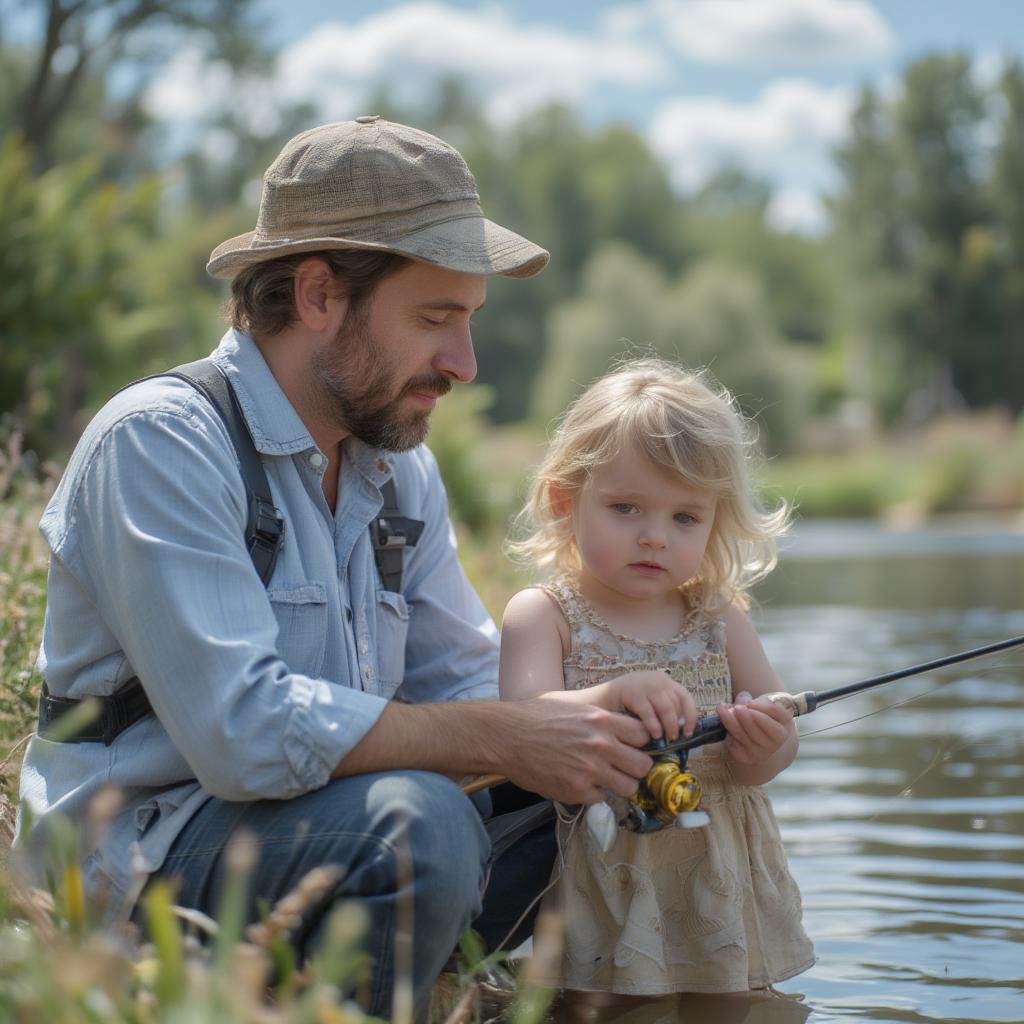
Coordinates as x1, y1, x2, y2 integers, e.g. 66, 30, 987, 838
420, 316, 445, 327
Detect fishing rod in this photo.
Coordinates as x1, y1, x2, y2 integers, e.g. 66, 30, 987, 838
465, 634, 1024, 834
649, 632, 1024, 758
605, 631, 1024, 837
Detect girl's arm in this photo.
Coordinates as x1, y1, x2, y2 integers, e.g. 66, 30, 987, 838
498, 587, 570, 700
719, 602, 799, 785
499, 587, 697, 741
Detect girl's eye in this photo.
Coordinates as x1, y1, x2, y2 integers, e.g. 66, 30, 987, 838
611, 503, 637, 514
674, 512, 697, 525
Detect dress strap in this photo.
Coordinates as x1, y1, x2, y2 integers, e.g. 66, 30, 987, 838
535, 572, 586, 623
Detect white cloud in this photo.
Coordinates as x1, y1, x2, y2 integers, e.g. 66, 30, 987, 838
972, 49, 1009, 90
146, 2, 668, 134
648, 78, 855, 194
767, 186, 829, 234
144, 46, 285, 137
619, 0, 893, 66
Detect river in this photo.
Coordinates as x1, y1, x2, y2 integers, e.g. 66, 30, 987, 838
756, 518, 1024, 1024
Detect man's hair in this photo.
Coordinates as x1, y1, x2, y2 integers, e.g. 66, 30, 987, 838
508, 357, 790, 614
225, 249, 411, 337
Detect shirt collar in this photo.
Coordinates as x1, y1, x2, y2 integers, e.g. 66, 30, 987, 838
210, 329, 395, 485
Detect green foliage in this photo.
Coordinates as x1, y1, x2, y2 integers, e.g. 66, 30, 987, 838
0, 133, 230, 457
831, 54, 1024, 420
1, 816, 382, 1023
0, 433, 51, 768
535, 242, 811, 454
762, 412, 1024, 518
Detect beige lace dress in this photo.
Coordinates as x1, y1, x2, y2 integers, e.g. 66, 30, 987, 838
533, 573, 814, 995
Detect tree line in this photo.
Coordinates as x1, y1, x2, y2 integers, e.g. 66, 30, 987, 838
2, 0, 1022, 461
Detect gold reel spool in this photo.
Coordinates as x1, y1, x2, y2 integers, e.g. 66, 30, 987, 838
639, 761, 702, 822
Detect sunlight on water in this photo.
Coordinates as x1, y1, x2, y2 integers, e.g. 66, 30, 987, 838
754, 521, 1024, 1024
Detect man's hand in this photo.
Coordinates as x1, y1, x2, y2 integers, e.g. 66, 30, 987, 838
501, 696, 653, 805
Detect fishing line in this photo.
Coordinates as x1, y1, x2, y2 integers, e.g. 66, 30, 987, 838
798, 653, 1024, 738
798, 677, 959, 737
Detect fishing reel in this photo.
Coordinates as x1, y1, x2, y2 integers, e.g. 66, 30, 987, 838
585, 739, 709, 851
626, 739, 708, 834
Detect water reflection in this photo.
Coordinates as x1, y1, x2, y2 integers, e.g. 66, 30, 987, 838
552, 989, 812, 1024
753, 520, 1024, 1023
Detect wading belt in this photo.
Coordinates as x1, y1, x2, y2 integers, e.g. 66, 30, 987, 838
37, 358, 423, 745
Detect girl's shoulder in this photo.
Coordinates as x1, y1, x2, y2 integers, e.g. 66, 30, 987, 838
502, 578, 572, 652
533, 571, 586, 619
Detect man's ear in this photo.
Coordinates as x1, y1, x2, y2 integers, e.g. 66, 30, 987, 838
293, 257, 348, 331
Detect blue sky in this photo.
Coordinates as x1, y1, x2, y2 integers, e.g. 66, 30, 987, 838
141, 0, 1023, 233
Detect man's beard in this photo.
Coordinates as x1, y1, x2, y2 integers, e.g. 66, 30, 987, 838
311, 308, 451, 452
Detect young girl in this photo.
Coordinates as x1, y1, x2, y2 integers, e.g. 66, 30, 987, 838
499, 357, 814, 996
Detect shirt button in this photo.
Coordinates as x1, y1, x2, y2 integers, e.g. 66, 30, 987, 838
363, 667, 375, 682
309, 451, 327, 471
358, 639, 369, 655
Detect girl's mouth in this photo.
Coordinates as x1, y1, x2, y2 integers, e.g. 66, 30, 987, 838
630, 562, 665, 575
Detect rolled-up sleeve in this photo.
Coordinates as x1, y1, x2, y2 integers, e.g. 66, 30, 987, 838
44, 395, 387, 801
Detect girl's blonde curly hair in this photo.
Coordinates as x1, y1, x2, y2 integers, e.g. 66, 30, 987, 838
508, 358, 790, 614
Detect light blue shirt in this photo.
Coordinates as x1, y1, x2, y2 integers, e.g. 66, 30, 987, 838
16, 329, 499, 921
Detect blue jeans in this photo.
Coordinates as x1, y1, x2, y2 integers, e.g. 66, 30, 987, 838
141, 771, 554, 1021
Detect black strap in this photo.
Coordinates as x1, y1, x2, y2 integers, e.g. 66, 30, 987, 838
38, 678, 153, 746
163, 360, 285, 586
372, 478, 425, 593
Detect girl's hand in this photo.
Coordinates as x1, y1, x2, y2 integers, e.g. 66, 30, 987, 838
602, 670, 698, 742
717, 690, 795, 765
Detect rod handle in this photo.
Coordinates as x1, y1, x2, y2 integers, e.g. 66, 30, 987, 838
461, 773, 506, 795
765, 690, 817, 717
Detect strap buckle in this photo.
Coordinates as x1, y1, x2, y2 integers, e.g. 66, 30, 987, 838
372, 514, 424, 550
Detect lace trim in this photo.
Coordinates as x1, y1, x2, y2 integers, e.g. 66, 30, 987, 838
541, 573, 704, 648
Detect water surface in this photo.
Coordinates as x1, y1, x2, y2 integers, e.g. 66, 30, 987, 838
757, 519, 1024, 1023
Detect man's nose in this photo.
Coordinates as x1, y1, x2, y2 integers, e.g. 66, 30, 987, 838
435, 324, 477, 384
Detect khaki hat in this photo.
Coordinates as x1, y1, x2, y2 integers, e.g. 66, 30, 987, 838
207, 116, 549, 280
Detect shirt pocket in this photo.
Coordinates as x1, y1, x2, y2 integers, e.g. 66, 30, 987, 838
375, 589, 409, 698
268, 583, 328, 679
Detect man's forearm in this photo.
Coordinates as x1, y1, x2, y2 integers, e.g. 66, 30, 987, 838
331, 694, 656, 806
332, 700, 513, 779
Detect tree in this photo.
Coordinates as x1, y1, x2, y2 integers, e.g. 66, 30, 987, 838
990, 60, 1024, 414
1, 0, 261, 170
0, 134, 226, 455
829, 54, 1022, 421
535, 243, 810, 454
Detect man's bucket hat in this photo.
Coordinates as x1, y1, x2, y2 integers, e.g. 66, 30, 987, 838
207, 116, 549, 280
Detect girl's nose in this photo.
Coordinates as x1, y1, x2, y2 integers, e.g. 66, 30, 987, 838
639, 522, 667, 548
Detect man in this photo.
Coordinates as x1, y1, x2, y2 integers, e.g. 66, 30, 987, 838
16, 117, 657, 1018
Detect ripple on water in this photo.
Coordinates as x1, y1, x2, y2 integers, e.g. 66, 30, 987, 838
745, 531, 1024, 1022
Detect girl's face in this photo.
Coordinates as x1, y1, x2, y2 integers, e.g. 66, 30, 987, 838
567, 448, 716, 606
